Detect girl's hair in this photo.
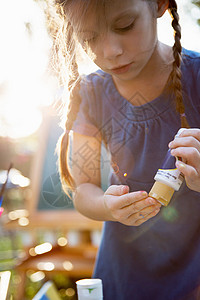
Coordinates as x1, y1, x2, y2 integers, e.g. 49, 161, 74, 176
49, 0, 190, 193
168, 0, 190, 128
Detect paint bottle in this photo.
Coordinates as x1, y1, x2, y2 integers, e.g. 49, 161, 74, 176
76, 278, 103, 300
149, 129, 185, 206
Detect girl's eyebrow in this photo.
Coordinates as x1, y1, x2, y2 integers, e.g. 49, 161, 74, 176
113, 12, 136, 23
78, 16, 136, 35
78, 8, 138, 33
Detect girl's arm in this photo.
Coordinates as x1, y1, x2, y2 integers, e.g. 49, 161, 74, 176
70, 132, 161, 226
169, 128, 200, 192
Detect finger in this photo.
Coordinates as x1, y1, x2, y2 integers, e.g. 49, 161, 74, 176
121, 198, 161, 218
179, 128, 200, 142
171, 147, 200, 169
176, 161, 199, 182
134, 207, 161, 226
118, 190, 149, 208
130, 197, 161, 213
138, 201, 161, 215
105, 185, 129, 196
169, 136, 200, 153
134, 209, 160, 226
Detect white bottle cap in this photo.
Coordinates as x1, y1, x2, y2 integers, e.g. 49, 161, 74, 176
76, 278, 103, 300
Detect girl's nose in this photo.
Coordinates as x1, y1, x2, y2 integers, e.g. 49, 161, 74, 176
102, 32, 123, 59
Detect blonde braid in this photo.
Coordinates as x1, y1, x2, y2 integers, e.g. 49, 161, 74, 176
57, 19, 82, 194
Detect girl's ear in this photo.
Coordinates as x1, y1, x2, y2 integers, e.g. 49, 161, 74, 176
157, 0, 169, 18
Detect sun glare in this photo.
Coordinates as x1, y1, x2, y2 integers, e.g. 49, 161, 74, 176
0, 0, 58, 139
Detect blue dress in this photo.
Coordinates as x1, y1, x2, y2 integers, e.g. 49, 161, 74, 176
73, 49, 200, 299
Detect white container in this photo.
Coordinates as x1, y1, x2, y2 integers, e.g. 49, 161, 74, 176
149, 128, 185, 206
76, 278, 103, 300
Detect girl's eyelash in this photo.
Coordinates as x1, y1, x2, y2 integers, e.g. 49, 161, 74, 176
116, 21, 135, 33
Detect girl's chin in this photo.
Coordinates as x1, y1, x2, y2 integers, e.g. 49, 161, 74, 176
112, 69, 142, 82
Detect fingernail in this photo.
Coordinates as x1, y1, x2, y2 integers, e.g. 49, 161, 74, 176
122, 185, 129, 194
170, 149, 175, 155
168, 142, 173, 148
141, 191, 147, 196
149, 198, 156, 205
176, 161, 185, 168
145, 198, 152, 205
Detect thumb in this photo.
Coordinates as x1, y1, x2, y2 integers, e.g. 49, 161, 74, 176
105, 185, 129, 196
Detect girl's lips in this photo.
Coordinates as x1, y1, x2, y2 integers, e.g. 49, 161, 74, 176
111, 62, 132, 74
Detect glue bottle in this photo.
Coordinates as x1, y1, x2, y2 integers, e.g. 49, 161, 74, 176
149, 129, 185, 206
76, 278, 103, 300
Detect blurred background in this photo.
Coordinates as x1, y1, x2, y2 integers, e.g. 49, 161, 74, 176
0, 0, 199, 299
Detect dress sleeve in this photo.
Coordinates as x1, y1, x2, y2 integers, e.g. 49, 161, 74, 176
72, 76, 100, 137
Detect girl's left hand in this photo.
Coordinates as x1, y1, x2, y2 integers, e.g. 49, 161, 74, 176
169, 128, 200, 193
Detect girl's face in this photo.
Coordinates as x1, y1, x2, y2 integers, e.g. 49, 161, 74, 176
74, 0, 158, 81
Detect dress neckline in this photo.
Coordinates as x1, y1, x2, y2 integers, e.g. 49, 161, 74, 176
103, 72, 174, 122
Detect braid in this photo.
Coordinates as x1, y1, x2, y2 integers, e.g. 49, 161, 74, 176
168, 0, 190, 128
57, 19, 82, 194
59, 83, 82, 194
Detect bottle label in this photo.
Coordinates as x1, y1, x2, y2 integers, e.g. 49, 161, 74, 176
154, 149, 184, 190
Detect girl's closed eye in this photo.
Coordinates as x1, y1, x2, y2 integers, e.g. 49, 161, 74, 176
83, 22, 135, 43
115, 21, 135, 33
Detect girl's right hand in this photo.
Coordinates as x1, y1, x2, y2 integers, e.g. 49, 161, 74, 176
103, 185, 161, 226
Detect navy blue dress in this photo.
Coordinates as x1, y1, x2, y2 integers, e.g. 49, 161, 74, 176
73, 49, 200, 299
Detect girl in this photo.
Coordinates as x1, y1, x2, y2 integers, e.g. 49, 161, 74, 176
53, 0, 200, 298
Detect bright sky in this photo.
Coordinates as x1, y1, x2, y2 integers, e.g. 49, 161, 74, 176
0, 0, 56, 139
158, 0, 200, 51
0, 0, 199, 139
